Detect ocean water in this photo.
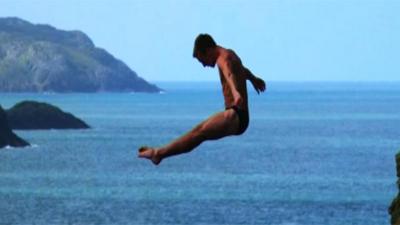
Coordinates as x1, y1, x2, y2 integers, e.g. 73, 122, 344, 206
0, 81, 399, 225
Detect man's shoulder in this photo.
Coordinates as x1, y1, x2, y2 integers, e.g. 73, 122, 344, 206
224, 48, 236, 57
219, 49, 237, 62
225, 51, 243, 69
217, 48, 242, 70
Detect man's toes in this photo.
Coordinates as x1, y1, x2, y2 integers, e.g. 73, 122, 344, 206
138, 146, 148, 153
138, 147, 155, 159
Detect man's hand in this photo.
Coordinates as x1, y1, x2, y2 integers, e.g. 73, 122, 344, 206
233, 92, 243, 107
251, 77, 266, 94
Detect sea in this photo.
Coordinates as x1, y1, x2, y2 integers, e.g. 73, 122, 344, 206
0, 81, 399, 225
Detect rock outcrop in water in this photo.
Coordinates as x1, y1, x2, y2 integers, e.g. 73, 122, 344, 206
0, 105, 30, 148
6, 101, 90, 130
389, 153, 400, 225
0, 17, 161, 93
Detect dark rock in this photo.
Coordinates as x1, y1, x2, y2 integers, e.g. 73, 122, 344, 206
6, 101, 90, 130
389, 153, 400, 225
0, 17, 162, 93
0, 105, 30, 148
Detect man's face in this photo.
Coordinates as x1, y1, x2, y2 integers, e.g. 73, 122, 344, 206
196, 50, 216, 68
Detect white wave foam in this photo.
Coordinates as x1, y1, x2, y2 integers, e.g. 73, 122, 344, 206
2, 144, 39, 150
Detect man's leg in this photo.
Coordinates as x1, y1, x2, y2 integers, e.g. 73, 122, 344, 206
138, 109, 239, 165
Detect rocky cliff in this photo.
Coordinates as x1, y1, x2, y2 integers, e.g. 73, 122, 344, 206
0, 17, 161, 93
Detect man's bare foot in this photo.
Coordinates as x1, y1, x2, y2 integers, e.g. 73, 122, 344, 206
138, 146, 162, 165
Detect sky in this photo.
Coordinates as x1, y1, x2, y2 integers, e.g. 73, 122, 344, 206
1, 0, 399, 82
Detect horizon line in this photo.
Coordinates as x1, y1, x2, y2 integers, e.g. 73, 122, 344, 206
150, 80, 400, 83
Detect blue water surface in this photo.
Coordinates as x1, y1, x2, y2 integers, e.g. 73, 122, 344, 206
0, 81, 399, 225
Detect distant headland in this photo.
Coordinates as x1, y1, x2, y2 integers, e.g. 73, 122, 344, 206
0, 17, 162, 93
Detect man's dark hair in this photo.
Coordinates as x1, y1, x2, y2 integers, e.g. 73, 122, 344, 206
193, 34, 217, 57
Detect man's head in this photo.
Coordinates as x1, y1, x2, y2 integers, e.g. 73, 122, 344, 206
193, 34, 217, 67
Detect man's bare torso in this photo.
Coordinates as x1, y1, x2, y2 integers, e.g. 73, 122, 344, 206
216, 48, 248, 110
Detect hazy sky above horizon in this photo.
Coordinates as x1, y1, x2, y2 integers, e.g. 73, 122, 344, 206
1, 0, 399, 82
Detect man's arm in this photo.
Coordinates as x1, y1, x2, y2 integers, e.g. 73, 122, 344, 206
243, 67, 257, 82
243, 66, 266, 94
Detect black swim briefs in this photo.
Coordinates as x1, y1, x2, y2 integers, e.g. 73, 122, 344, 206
226, 106, 249, 135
